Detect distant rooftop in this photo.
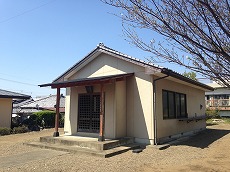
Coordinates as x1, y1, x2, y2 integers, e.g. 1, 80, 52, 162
13, 98, 34, 108
206, 81, 230, 89
0, 89, 31, 99
21, 94, 65, 109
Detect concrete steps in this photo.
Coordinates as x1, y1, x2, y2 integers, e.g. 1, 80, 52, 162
39, 136, 134, 150
24, 136, 139, 158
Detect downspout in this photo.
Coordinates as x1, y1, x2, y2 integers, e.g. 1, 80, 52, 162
153, 75, 169, 145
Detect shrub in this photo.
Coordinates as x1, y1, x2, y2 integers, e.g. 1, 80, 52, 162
26, 110, 61, 128
33, 110, 56, 128
206, 109, 220, 119
11, 117, 20, 128
12, 126, 30, 134
59, 113, 65, 127
0, 127, 12, 136
21, 115, 40, 131
21, 110, 63, 129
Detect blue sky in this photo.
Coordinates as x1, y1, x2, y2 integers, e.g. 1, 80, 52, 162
0, 0, 203, 97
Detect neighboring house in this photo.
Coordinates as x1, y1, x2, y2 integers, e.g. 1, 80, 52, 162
205, 82, 230, 117
0, 89, 31, 128
40, 43, 213, 144
13, 98, 34, 114
16, 95, 65, 120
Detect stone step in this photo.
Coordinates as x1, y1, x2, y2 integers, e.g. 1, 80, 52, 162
40, 136, 134, 151
24, 142, 140, 158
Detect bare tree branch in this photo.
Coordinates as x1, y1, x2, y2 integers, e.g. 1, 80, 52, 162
102, 0, 230, 87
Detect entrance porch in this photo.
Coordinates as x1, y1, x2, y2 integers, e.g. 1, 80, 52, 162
39, 73, 134, 141
25, 134, 139, 158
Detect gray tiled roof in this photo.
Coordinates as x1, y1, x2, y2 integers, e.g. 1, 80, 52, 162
49, 43, 213, 91
0, 89, 31, 99
21, 95, 65, 109
53, 43, 162, 83
13, 98, 34, 108
13, 108, 40, 114
13, 98, 35, 113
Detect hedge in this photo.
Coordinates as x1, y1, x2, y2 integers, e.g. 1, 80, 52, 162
12, 126, 30, 134
21, 110, 64, 130
0, 127, 11, 136
205, 109, 220, 119
33, 110, 56, 128
0, 126, 31, 136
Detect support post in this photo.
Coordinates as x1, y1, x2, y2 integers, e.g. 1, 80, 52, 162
98, 84, 105, 141
53, 87, 60, 137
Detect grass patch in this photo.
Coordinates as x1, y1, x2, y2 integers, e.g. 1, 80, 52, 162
222, 118, 230, 124
206, 117, 230, 126
206, 119, 218, 126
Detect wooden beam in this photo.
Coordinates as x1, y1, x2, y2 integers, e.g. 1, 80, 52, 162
53, 87, 60, 137
98, 84, 105, 141
51, 79, 113, 89
39, 73, 134, 89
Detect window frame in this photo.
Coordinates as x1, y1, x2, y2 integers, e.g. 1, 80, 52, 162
162, 90, 187, 119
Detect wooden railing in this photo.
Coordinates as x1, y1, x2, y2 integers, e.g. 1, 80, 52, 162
206, 99, 230, 107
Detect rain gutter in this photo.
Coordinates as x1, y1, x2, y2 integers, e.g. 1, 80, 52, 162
153, 75, 169, 145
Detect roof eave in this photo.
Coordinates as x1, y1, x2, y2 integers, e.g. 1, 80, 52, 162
52, 44, 162, 83
52, 46, 101, 83
39, 73, 134, 89
161, 68, 214, 91
0, 95, 31, 99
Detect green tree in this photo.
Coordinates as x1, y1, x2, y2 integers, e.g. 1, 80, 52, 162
102, 0, 230, 87
182, 71, 197, 81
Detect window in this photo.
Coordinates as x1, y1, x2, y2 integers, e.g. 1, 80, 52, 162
163, 90, 187, 119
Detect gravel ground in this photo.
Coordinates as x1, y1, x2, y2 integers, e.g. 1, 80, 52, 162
0, 123, 230, 172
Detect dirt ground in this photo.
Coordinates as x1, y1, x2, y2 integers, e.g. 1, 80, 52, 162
0, 123, 230, 172
141, 123, 230, 172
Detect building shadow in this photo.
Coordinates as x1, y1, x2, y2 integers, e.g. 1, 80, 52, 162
173, 128, 230, 149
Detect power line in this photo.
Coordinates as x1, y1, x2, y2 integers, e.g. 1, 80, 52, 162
0, 72, 41, 83
0, 0, 57, 24
0, 77, 56, 90
0, 77, 38, 86
0, 77, 59, 96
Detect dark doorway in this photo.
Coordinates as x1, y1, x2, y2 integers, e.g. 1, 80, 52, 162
78, 94, 101, 133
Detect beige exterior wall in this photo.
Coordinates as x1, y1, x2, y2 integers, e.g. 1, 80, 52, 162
64, 87, 78, 135
0, 98, 12, 128
155, 77, 206, 141
64, 83, 116, 139
64, 53, 154, 142
63, 52, 206, 144
126, 72, 153, 144
69, 53, 136, 80
115, 80, 126, 138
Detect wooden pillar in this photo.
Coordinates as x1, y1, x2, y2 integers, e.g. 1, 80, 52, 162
53, 87, 60, 137
98, 84, 105, 141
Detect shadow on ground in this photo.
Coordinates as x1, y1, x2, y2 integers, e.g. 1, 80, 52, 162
174, 128, 230, 149
206, 123, 218, 126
